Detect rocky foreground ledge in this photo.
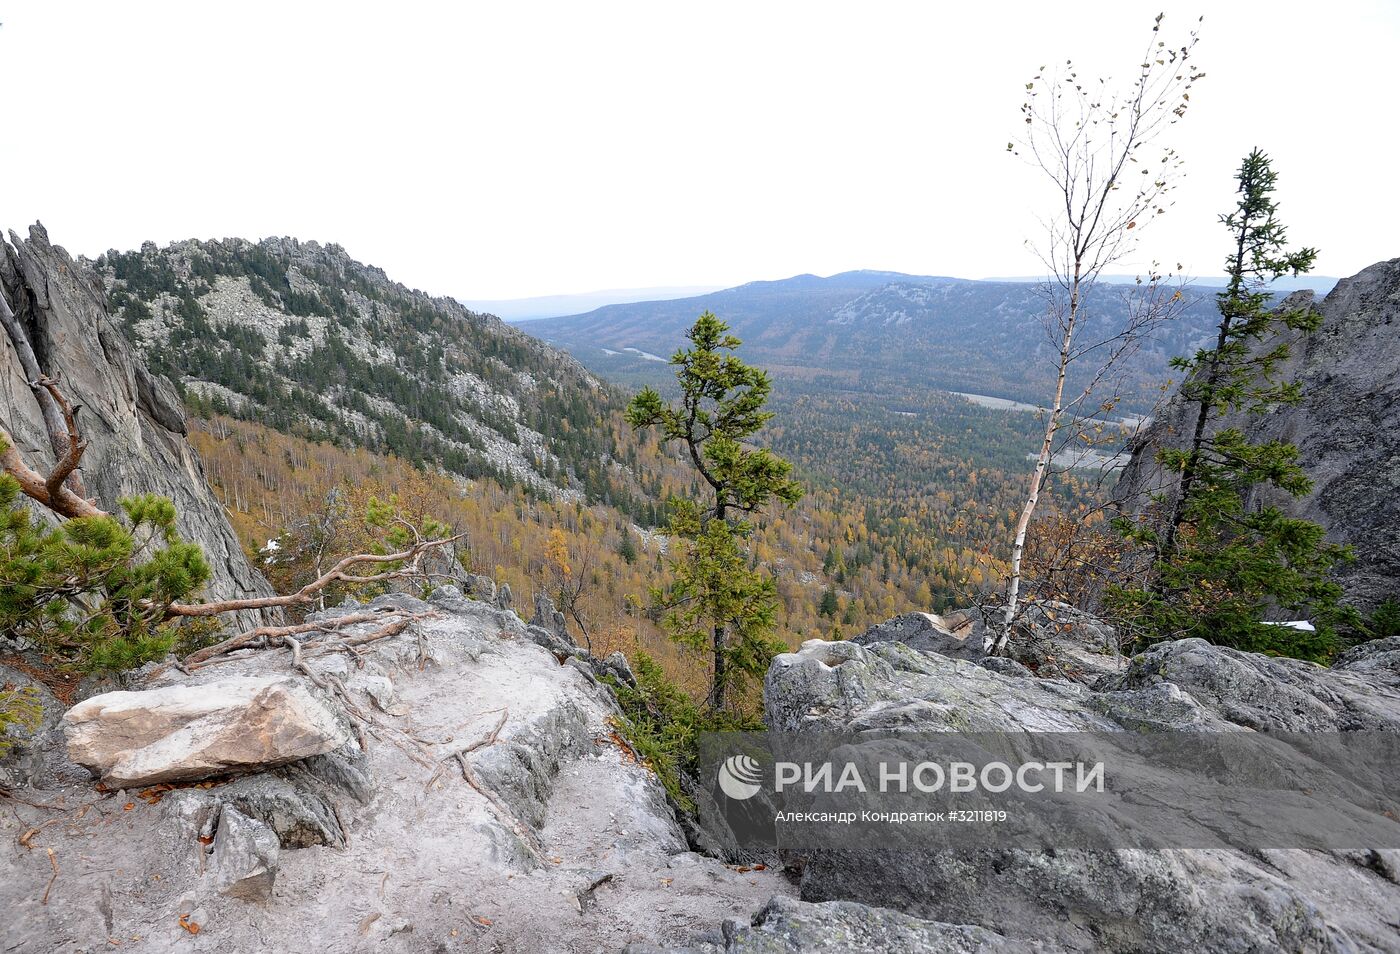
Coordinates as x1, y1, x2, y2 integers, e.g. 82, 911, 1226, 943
657, 612, 1400, 954
3, 597, 1400, 953
0, 590, 787, 952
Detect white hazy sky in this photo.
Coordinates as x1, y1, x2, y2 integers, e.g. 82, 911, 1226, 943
3, 1, 1396, 300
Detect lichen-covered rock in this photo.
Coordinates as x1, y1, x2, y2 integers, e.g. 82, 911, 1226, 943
761, 627, 1400, 952
462, 574, 498, 603
1103, 637, 1400, 731
851, 612, 974, 658
532, 591, 573, 644
63, 675, 351, 786
853, 603, 1126, 682
598, 650, 638, 688
2, 599, 788, 953
626, 894, 1049, 953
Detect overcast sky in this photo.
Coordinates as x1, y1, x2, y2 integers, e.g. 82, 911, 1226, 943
3, 1, 1396, 300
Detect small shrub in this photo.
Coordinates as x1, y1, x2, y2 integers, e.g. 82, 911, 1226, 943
604, 650, 762, 812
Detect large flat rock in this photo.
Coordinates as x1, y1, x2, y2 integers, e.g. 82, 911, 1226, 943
63, 675, 351, 786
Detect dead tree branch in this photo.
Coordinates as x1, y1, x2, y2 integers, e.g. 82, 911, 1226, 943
0, 392, 103, 521
164, 533, 466, 619
33, 377, 88, 501
183, 609, 430, 666
423, 708, 543, 863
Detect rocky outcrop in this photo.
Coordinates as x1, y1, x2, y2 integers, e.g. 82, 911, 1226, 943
852, 603, 1125, 682
63, 675, 352, 786
209, 805, 280, 901
752, 627, 1400, 953
627, 895, 1047, 953
1114, 259, 1400, 612
2, 592, 786, 953
0, 224, 273, 628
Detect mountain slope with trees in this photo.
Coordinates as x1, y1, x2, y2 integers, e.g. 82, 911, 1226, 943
97, 237, 640, 506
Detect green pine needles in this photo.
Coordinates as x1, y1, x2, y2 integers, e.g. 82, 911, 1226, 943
1110, 151, 1351, 661
626, 312, 803, 711
0, 450, 210, 672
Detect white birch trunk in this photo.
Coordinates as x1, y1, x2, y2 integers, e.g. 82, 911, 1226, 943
989, 268, 1079, 654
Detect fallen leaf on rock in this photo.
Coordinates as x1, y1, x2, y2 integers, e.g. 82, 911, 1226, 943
137, 785, 173, 805
473, 915, 493, 927
177, 914, 199, 935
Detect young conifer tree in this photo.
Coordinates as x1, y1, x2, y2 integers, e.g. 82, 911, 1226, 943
1110, 150, 1350, 660
626, 312, 803, 710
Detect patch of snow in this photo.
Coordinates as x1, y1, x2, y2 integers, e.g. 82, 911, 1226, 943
1264, 620, 1317, 632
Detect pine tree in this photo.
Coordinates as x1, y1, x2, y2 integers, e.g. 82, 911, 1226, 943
0, 457, 212, 671
1110, 150, 1350, 660
819, 584, 840, 619
617, 529, 638, 565
626, 312, 803, 710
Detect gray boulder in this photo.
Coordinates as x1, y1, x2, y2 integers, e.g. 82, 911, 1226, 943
63, 675, 351, 786
853, 604, 1125, 682
627, 894, 1048, 953
1103, 636, 1400, 731
210, 805, 279, 901
598, 650, 639, 689
760, 631, 1400, 952
462, 574, 498, 603
531, 590, 573, 643
851, 612, 978, 659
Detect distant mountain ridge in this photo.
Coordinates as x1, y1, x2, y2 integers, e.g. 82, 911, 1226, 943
464, 285, 725, 321
527, 270, 1225, 411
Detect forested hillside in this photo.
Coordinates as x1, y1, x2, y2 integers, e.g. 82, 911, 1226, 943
97, 238, 638, 505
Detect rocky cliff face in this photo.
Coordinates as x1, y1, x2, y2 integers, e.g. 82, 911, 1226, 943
1114, 258, 1400, 611
0, 224, 272, 627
